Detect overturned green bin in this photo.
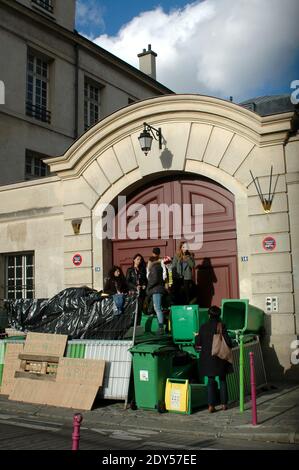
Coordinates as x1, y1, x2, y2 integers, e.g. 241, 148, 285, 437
129, 342, 177, 411
221, 299, 264, 337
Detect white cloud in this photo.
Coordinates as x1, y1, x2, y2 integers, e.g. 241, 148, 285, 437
76, 0, 105, 34
92, 0, 299, 101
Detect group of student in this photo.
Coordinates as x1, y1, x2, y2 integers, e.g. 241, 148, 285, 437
103, 241, 233, 412
103, 241, 195, 334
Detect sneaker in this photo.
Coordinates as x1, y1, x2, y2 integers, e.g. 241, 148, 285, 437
157, 326, 164, 335
221, 404, 228, 411
208, 405, 215, 413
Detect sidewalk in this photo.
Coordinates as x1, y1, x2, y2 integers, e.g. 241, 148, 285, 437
0, 382, 298, 445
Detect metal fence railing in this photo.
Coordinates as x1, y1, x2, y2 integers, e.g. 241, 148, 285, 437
227, 337, 267, 403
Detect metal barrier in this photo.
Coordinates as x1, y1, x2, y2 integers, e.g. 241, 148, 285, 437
1, 298, 138, 404
0, 341, 5, 387
67, 339, 134, 401
227, 336, 267, 403
0, 336, 134, 405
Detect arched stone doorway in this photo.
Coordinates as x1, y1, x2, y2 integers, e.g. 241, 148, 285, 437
46, 93, 296, 379
112, 175, 239, 307
48, 93, 292, 307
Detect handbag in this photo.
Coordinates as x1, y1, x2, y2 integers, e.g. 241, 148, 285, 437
211, 322, 233, 363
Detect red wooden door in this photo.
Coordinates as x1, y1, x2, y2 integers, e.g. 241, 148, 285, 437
113, 181, 176, 275
112, 177, 239, 306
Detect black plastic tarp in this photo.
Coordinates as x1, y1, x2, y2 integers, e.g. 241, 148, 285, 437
4, 287, 137, 340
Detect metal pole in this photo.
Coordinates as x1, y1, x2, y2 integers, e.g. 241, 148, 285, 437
250, 352, 258, 425
239, 335, 244, 413
72, 413, 83, 450
131, 292, 139, 346
124, 294, 139, 410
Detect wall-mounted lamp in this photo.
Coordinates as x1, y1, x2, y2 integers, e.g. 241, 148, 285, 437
250, 166, 279, 213
71, 218, 82, 235
138, 122, 162, 156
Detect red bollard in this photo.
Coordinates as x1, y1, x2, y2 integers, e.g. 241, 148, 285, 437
72, 413, 83, 450
249, 352, 258, 426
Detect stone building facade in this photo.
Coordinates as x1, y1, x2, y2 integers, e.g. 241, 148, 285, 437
0, 94, 298, 381
0, 0, 171, 185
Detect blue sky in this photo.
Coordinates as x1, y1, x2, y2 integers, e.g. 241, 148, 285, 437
76, 0, 299, 102
76, 0, 192, 36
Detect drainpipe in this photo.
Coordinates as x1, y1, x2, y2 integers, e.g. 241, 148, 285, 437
283, 110, 298, 334
74, 42, 79, 139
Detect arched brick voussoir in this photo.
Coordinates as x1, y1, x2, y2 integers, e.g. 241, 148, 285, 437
46, 95, 293, 180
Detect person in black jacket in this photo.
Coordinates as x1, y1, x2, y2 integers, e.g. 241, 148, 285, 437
195, 305, 233, 412
126, 254, 147, 293
147, 250, 166, 334
126, 254, 147, 324
104, 266, 128, 315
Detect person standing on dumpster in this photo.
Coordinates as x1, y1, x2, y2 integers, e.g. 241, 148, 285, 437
146, 247, 166, 335
195, 305, 233, 413
172, 241, 195, 304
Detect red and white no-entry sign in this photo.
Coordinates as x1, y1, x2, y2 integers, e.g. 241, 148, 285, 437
262, 236, 276, 251
72, 253, 83, 266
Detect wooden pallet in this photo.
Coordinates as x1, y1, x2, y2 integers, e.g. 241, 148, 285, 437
14, 354, 59, 381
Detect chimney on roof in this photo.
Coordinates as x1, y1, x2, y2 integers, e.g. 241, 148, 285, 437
138, 44, 157, 80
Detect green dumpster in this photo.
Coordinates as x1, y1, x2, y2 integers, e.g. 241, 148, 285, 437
171, 305, 208, 345
221, 299, 264, 337
129, 342, 177, 411
140, 313, 159, 333
171, 350, 198, 379
165, 378, 208, 414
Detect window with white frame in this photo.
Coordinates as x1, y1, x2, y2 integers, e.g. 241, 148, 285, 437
84, 80, 101, 130
26, 52, 51, 123
5, 253, 34, 299
25, 150, 51, 179
32, 0, 54, 14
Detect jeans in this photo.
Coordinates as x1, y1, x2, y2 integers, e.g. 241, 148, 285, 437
152, 293, 164, 325
113, 293, 125, 315
208, 376, 228, 406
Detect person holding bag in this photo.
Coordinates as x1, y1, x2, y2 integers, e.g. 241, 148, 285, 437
195, 305, 233, 413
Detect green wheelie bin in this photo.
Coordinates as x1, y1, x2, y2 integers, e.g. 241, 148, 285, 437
129, 342, 177, 411
170, 305, 209, 345
221, 299, 264, 338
